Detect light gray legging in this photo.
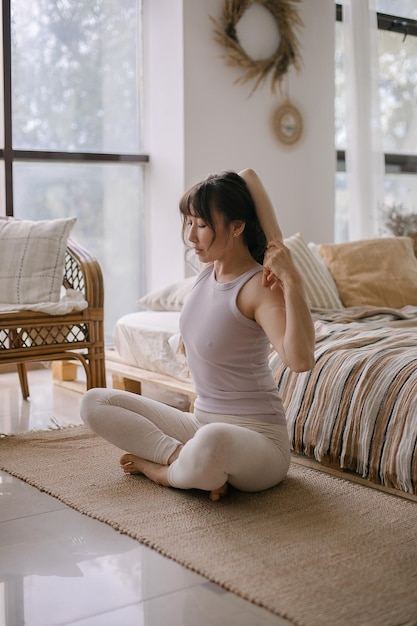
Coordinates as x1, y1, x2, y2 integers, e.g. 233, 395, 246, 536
80, 388, 291, 493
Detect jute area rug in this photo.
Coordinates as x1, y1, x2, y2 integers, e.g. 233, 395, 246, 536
1, 426, 416, 626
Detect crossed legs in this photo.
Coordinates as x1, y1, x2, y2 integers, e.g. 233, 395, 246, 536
81, 388, 290, 500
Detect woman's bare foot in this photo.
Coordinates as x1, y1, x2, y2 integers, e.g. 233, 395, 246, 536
120, 453, 146, 474
120, 453, 170, 487
119, 444, 182, 483
209, 482, 229, 502
120, 450, 228, 501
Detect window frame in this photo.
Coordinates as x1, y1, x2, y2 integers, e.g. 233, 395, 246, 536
1, 0, 149, 217
335, 3, 417, 176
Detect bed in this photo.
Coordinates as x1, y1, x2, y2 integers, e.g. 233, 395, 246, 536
106, 233, 417, 497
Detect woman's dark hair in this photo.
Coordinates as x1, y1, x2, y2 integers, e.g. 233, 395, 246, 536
179, 171, 267, 264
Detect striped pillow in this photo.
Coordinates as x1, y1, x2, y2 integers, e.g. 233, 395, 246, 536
284, 233, 343, 309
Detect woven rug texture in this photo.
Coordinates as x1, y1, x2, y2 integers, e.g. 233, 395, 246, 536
1, 425, 416, 626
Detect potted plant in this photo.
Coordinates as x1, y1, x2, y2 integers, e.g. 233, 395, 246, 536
380, 203, 417, 255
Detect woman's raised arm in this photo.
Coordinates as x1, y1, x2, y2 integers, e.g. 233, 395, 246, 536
238, 168, 283, 243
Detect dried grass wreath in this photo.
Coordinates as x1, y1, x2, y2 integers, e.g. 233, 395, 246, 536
211, 0, 303, 95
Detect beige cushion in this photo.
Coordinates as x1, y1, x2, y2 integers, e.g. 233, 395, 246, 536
138, 276, 196, 312
284, 233, 343, 309
0, 217, 76, 305
318, 236, 417, 307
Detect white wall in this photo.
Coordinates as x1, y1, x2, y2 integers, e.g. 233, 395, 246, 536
142, 0, 185, 290
143, 0, 335, 292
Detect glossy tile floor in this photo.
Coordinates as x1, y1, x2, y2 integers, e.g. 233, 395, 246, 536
0, 367, 292, 626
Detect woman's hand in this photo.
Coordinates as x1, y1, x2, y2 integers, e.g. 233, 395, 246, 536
262, 240, 296, 291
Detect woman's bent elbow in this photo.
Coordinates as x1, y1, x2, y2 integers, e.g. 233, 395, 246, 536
289, 354, 315, 373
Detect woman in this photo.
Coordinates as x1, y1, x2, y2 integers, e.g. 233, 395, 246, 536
81, 169, 315, 501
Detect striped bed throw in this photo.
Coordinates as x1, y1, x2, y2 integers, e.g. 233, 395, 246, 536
271, 306, 417, 495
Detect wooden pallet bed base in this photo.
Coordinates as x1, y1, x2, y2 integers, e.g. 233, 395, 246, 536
105, 349, 196, 411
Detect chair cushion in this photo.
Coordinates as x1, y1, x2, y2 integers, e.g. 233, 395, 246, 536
0, 217, 76, 305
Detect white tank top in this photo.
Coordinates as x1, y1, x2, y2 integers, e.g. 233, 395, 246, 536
180, 264, 286, 424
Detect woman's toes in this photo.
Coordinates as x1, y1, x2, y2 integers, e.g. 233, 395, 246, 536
120, 453, 141, 474
120, 453, 134, 465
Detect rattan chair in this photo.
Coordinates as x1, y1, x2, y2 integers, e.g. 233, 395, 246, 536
0, 238, 106, 398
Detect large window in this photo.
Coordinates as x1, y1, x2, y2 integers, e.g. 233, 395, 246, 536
1, 0, 148, 339
335, 1, 417, 241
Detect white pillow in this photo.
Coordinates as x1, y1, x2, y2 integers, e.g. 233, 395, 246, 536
283, 233, 344, 309
0, 217, 76, 305
138, 276, 196, 312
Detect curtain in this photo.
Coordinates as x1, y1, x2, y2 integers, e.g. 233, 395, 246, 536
343, 0, 385, 240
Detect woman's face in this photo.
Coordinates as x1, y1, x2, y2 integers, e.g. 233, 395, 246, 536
185, 208, 233, 264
